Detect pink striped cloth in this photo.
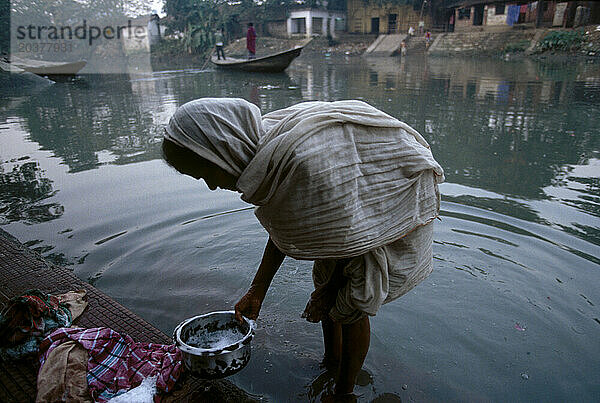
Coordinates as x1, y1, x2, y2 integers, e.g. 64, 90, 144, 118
39, 327, 183, 402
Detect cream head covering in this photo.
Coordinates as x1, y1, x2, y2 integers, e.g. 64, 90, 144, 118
164, 98, 263, 177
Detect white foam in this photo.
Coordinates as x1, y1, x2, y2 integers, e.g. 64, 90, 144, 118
109, 374, 157, 402
186, 328, 244, 350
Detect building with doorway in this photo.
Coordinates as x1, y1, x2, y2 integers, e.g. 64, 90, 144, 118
346, 0, 430, 34
287, 9, 346, 38
448, 1, 600, 31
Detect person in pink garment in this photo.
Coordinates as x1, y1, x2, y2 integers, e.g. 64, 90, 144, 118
246, 22, 257, 59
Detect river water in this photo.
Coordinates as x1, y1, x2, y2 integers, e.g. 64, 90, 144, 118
1, 54, 599, 401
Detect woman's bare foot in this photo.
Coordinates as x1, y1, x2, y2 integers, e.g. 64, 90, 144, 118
321, 392, 357, 403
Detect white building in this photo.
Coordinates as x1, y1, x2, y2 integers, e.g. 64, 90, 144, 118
287, 9, 346, 39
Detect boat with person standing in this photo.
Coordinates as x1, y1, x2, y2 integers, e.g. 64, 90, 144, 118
210, 45, 305, 73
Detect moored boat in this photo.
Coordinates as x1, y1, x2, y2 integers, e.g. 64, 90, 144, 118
211, 46, 304, 73
0, 58, 55, 89
9, 56, 86, 75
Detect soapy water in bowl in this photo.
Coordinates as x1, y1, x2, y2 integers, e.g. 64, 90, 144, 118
186, 328, 245, 350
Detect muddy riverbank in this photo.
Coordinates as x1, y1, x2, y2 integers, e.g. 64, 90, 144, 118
149, 25, 600, 68
216, 26, 600, 60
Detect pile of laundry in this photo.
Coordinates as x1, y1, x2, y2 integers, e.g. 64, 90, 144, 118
0, 289, 183, 402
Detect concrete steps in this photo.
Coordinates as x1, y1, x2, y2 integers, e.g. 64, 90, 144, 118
364, 33, 407, 56
406, 36, 429, 53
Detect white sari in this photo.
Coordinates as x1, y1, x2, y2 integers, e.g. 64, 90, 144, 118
165, 98, 444, 322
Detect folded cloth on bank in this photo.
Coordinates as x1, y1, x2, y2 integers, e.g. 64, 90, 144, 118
38, 327, 183, 402
36, 340, 92, 402
0, 289, 87, 359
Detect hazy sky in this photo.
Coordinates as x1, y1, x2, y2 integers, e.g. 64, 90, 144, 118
150, 0, 165, 16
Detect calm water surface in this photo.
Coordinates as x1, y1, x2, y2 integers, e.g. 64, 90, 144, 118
1, 54, 599, 402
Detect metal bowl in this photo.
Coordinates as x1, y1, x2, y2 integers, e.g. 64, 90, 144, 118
173, 310, 255, 379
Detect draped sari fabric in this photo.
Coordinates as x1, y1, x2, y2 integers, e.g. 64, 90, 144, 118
165, 98, 445, 321
166, 98, 443, 259
238, 100, 444, 259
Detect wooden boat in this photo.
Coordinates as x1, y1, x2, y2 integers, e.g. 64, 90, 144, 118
1, 58, 55, 95
211, 46, 304, 73
9, 56, 86, 75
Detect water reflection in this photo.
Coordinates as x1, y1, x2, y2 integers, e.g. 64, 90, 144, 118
1, 56, 598, 245
0, 158, 63, 224
1, 55, 599, 402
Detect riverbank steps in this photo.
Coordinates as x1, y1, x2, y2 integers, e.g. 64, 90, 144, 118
0, 229, 258, 402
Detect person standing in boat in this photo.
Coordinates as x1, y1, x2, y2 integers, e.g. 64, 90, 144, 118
246, 23, 257, 59
162, 98, 444, 401
215, 27, 226, 60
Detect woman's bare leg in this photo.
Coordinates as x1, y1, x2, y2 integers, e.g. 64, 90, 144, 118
321, 317, 342, 369
335, 315, 370, 395
303, 258, 370, 395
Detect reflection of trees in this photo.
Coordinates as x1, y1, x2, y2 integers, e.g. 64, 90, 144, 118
16, 77, 162, 172
13, 71, 302, 173
0, 160, 64, 224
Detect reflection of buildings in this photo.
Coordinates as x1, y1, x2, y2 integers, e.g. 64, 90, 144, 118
293, 63, 339, 100
288, 56, 599, 201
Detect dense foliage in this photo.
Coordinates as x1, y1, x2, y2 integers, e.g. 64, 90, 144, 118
161, 0, 432, 55
163, 0, 252, 54
535, 29, 586, 53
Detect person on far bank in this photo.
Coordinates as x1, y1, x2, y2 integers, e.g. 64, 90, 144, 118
215, 28, 226, 60
246, 22, 257, 59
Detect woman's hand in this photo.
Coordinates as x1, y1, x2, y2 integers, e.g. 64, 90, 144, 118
234, 285, 265, 323
235, 238, 286, 323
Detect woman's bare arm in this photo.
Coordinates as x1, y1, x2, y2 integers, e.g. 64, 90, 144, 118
234, 237, 285, 322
